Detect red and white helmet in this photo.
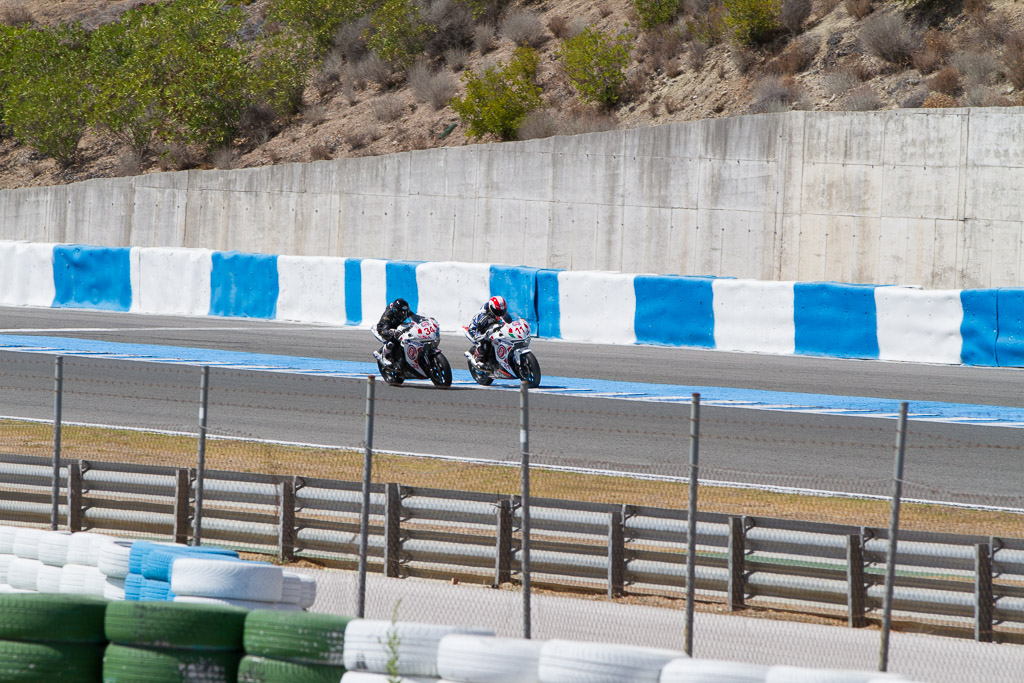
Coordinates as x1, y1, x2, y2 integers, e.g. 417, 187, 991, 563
486, 295, 507, 317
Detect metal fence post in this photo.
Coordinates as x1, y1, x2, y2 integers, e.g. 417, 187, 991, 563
727, 516, 745, 611
173, 468, 191, 545
685, 392, 700, 656
278, 478, 296, 563
975, 543, 994, 642
495, 498, 513, 587
357, 375, 375, 618
51, 356, 63, 531
520, 380, 532, 639
847, 534, 868, 628
608, 508, 625, 599
192, 366, 210, 546
67, 461, 83, 532
879, 401, 908, 672
384, 482, 401, 578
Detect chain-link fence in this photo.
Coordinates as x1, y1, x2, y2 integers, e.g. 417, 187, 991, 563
2, 351, 1024, 681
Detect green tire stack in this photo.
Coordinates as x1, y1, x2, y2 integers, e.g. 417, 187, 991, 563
103, 601, 248, 682
0, 593, 108, 682
240, 610, 352, 683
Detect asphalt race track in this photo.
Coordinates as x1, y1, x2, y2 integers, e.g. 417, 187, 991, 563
1, 306, 1023, 505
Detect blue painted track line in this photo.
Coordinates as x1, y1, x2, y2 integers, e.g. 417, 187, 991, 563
3, 334, 1024, 427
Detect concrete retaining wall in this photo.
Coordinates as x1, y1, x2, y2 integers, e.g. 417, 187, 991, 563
3, 109, 1024, 288
6, 240, 1024, 368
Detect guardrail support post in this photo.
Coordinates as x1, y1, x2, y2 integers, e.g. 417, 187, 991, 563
357, 375, 376, 617
727, 516, 745, 610
173, 468, 191, 545
384, 482, 401, 578
66, 461, 83, 532
684, 392, 700, 657
608, 509, 625, 599
51, 355, 63, 531
975, 543, 994, 643
278, 478, 296, 563
847, 534, 868, 628
192, 365, 210, 546
879, 401, 908, 673
494, 498, 513, 586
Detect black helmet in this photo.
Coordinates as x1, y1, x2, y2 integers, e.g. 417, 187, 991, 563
390, 298, 410, 318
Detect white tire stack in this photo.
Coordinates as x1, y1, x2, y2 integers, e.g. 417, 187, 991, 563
7, 557, 43, 591
59, 563, 106, 595
538, 640, 684, 683
35, 564, 63, 593
172, 595, 302, 611
343, 620, 494, 678
98, 540, 133, 580
341, 673, 441, 683
660, 658, 768, 682
170, 557, 284, 607
12, 528, 44, 560
437, 633, 543, 683
0, 526, 17, 554
66, 532, 112, 567
36, 531, 71, 567
765, 667, 906, 682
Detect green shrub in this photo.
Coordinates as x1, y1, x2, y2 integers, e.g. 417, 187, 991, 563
724, 0, 780, 45
686, 2, 728, 45
0, 23, 91, 166
266, 0, 366, 54
89, 0, 250, 151
450, 46, 542, 140
558, 27, 631, 107
633, 0, 680, 31
365, 0, 433, 69
248, 28, 316, 118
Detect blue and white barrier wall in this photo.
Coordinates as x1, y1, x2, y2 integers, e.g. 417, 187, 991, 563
0, 240, 1017, 368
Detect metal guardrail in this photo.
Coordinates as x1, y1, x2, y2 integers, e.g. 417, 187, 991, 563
1, 452, 1022, 644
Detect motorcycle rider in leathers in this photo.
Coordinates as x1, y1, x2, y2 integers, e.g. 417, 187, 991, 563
468, 296, 514, 367
375, 298, 426, 367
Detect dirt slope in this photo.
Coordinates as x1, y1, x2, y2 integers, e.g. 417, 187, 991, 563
0, 0, 1022, 190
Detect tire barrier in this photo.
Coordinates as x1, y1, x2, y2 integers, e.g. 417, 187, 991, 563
238, 655, 346, 683
0, 591, 933, 682
437, 633, 543, 683
102, 642, 241, 683
243, 610, 352, 665
537, 640, 684, 683
170, 558, 284, 603
343, 620, 494, 677
8, 240, 1024, 367
0, 594, 108, 683
659, 657, 769, 682
105, 601, 248, 651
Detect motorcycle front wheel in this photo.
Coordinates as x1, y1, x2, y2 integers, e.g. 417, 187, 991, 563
376, 358, 404, 386
467, 358, 493, 386
429, 352, 452, 388
519, 353, 541, 389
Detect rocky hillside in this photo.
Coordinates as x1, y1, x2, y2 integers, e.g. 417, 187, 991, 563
0, 0, 1022, 190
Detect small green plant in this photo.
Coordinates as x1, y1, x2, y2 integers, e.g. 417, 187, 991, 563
366, 0, 434, 69
248, 27, 316, 118
724, 0, 780, 45
382, 599, 402, 683
558, 27, 631, 107
450, 46, 542, 140
632, 0, 680, 31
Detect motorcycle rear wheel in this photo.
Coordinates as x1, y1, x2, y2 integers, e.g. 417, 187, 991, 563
519, 353, 541, 389
467, 359, 493, 386
376, 359, 404, 386
429, 352, 452, 388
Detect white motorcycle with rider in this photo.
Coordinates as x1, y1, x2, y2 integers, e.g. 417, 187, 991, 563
464, 296, 541, 388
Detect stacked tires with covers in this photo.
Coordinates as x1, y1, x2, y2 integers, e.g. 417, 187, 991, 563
239, 609, 351, 682
341, 620, 495, 682
0, 593, 108, 682
103, 600, 248, 682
